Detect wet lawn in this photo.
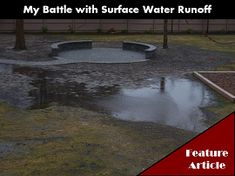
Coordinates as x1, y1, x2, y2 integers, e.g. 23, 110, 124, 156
0, 103, 194, 176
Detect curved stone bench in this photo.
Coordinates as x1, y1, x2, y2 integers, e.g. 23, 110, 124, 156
51, 40, 92, 56
122, 41, 157, 59
51, 40, 156, 60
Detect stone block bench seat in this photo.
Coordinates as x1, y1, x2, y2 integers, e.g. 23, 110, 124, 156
51, 40, 92, 56
122, 41, 157, 59
51, 40, 157, 60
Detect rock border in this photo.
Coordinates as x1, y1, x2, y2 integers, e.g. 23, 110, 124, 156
193, 71, 235, 102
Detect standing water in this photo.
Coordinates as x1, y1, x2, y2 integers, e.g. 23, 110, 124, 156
0, 65, 216, 132
95, 77, 214, 132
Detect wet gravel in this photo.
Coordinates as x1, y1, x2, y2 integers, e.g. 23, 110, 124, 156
0, 70, 34, 108
0, 34, 233, 68
0, 34, 234, 108
0, 34, 58, 61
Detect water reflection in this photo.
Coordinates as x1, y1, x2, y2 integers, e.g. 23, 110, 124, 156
160, 77, 165, 92
29, 78, 120, 111
95, 78, 213, 132
7, 66, 215, 132
33, 72, 48, 108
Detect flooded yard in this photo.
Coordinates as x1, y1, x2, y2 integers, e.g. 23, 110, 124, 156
0, 64, 216, 132
0, 34, 234, 175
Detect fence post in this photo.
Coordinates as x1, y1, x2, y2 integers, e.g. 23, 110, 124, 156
126, 19, 129, 33
99, 19, 102, 32
205, 19, 209, 36
225, 19, 228, 33
178, 19, 180, 32
152, 19, 155, 32
201, 19, 204, 34
171, 19, 173, 33
72, 19, 75, 33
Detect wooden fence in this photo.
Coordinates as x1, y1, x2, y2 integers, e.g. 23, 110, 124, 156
1, 19, 235, 33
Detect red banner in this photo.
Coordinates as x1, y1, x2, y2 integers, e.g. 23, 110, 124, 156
139, 112, 235, 176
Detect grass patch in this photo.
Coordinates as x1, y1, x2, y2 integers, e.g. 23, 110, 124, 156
216, 63, 235, 71
206, 97, 235, 120
0, 104, 194, 176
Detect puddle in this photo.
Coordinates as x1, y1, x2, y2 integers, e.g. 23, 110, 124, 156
28, 75, 214, 131
1, 66, 216, 132
95, 77, 213, 132
0, 64, 34, 108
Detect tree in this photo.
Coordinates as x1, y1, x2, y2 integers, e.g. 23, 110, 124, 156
15, 19, 26, 50
163, 19, 168, 49
205, 19, 209, 36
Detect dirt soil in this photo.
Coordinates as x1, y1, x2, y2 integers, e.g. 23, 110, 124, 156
201, 73, 235, 95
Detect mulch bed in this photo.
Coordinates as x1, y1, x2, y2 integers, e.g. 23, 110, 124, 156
200, 72, 235, 95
